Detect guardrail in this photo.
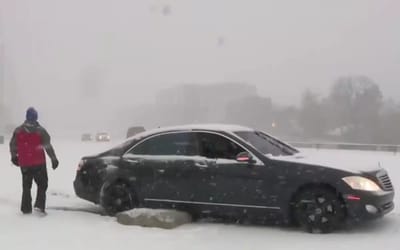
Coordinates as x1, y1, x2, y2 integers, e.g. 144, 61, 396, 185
289, 141, 400, 153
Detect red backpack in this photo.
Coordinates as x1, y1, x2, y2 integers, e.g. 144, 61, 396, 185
16, 130, 46, 167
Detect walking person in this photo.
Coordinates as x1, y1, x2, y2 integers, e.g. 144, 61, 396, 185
10, 107, 59, 215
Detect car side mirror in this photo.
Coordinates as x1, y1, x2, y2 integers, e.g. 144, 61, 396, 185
236, 152, 256, 164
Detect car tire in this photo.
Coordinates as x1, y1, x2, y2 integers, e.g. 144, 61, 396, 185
292, 186, 346, 233
100, 181, 136, 216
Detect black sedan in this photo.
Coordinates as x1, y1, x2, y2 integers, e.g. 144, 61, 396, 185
74, 124, 395, 233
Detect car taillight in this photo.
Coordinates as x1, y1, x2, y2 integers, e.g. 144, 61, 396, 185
77, 159, 86, 171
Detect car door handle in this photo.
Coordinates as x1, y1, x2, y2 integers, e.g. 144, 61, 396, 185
195, 162, 208, 168
125, 159, 140, 164
157, 169, 165, 173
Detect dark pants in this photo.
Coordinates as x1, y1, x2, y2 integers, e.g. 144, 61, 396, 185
20, 166, 48, 213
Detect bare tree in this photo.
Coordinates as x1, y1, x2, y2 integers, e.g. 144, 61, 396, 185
298, 90, 327, 139
327, 76, 383, 142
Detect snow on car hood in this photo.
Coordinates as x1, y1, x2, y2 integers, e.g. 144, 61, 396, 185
270, 152, 382, 174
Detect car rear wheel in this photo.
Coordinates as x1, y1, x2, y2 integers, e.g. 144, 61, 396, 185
100, 181, 136, 215
292, 187, 346, 233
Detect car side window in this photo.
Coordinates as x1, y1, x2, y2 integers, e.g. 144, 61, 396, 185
196, 132, 246, 160
128, 132, 198, 156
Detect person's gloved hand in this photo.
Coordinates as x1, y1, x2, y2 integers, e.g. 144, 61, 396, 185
11, 156, 19, 166
52, 158, 59, 170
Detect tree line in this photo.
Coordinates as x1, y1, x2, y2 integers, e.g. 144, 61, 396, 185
225, 76, 400, 144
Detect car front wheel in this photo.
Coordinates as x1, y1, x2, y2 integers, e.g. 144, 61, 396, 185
292, 187, 346, 233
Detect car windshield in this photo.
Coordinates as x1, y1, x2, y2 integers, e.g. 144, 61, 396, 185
234, 131, 298, 156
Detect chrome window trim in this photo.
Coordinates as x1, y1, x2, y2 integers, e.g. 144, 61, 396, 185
122, 130, 264, 165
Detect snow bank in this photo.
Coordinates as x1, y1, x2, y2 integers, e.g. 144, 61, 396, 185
116, 208, 192, 229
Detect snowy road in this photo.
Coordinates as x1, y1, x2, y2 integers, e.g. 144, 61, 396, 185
0, 139, 399, 250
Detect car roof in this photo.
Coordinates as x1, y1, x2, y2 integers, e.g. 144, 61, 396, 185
127, 123, 254, 140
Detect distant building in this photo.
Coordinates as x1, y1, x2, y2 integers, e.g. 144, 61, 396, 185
0, 40, 5, 131
0, 38, 17, 130
155, 82, 258, 125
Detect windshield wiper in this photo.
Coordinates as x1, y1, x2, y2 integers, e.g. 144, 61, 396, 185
255, 132, 294, 155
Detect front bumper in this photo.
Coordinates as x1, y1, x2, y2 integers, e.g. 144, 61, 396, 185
344, 190, 395, 222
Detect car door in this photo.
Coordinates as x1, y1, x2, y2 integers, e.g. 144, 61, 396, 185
124, 132, 211, 209
195, 132, 276, 215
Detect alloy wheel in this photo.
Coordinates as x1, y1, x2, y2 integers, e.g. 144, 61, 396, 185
293, 188, 345, 233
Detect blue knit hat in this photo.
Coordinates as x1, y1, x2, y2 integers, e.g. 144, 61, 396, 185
26, 107, 38, 122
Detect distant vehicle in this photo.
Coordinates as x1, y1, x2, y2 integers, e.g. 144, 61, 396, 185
126, 126, 145, 138
74, 124, 394, 233
95, 132, 111, 142
81, 133, 93, 141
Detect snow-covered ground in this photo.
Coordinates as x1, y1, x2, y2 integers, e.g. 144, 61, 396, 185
0, 139, 399, 250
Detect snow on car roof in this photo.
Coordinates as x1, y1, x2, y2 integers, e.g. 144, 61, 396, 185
128, 123, 254, 140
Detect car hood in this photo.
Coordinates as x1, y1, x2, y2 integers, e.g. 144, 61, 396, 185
270, 152, 382, 174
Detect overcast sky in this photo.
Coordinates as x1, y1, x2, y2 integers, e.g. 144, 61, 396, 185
1, 0, 400, 126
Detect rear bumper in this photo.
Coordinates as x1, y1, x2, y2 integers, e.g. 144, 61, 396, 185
73, 174, 100, 204
344, 190, 395, 222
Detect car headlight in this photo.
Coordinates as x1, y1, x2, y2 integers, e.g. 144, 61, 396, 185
342, 176, 382, 192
